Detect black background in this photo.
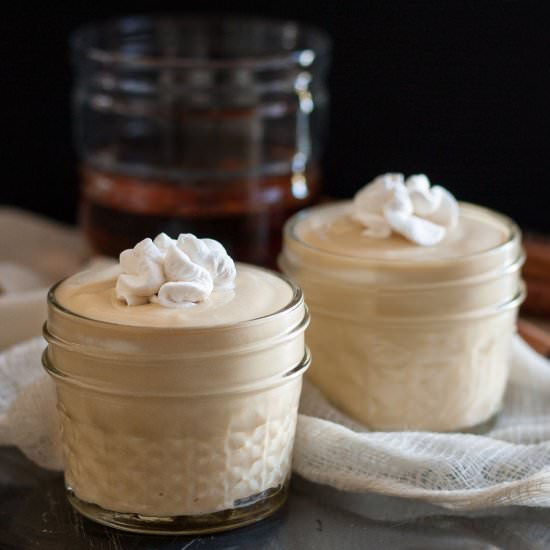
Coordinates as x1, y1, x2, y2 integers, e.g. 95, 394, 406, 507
2, 1, 550, 233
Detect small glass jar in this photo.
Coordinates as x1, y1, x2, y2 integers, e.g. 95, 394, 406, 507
279, 202, 524, 432
71, 16, 331, 268
42, 267, 309, 534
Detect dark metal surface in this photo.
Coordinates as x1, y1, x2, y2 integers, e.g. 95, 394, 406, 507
1, 446, 550, 550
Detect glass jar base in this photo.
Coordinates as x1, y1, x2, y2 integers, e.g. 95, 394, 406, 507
457, 410, 499, 435
66, 482, 289, 535
359, 410, 501, 433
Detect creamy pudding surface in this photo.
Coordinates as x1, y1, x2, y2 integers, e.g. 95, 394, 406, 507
293, 201, 509, 262
55, 262, 293, 327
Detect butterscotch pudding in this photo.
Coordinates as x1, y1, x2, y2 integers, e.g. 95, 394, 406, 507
43, 234, 309, 534
280, 174, 524, 432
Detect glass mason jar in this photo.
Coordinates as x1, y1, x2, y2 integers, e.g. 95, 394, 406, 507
71, 16, 331, 268
279, 202, 525, 432
42, 267, 309, 534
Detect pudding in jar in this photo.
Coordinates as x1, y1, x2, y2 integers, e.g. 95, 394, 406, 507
43, 233, 309, 534
279, 173, 524, 432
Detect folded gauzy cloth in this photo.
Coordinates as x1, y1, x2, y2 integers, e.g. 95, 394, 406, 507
1, 208, 550, 512
0, 208, 88, 349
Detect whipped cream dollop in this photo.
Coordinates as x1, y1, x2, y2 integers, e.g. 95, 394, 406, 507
351, 173, 459, 246
116, 233, 236, 307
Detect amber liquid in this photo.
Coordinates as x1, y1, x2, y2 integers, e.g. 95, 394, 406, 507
80, 165, 320, 268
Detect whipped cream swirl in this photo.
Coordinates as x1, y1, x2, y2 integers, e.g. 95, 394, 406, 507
351, 173, 459, 246
116, 233, 236, 307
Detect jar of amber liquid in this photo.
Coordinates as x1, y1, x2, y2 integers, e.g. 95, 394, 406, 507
71, 16, 331, 267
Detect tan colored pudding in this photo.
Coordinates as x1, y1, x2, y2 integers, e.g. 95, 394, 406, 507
55, 262, 293, 327
43, 260, 309, 533
295, 202, 507, 262
280, 200, 524, 432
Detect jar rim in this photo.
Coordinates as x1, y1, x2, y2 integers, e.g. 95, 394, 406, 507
42, 347, 311, 397
284, 201, 521, 267
47, 263, 305, 333
71, 14, 332, 70
305, 286, 525, 325
286, 251, 524, 292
